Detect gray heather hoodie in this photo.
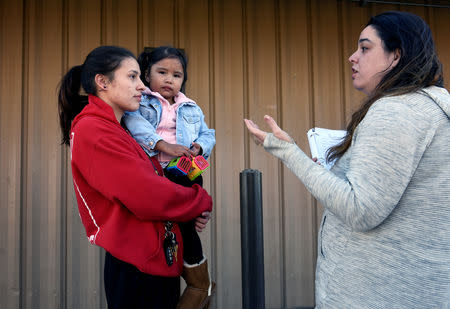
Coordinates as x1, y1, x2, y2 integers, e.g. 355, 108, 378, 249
264, 86, 450, 308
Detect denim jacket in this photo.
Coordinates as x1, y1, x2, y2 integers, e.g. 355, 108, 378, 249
123, 92, 215, 159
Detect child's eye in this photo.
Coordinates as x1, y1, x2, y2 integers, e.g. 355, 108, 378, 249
174, 74, 182, 78
130, 74, 136, 79
361, 46, 368, 52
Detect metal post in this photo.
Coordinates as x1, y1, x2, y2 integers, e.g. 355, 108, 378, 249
240, 169, 265, 309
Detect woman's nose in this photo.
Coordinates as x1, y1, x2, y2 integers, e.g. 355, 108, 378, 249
349, 51, 357, 63
137, 79, 145, 90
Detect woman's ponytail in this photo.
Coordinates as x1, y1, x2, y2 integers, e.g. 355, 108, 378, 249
58, 46, 136, 145
58, 65, 88, 145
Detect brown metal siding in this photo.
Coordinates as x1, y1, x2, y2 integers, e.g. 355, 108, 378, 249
0, 0, 449, 308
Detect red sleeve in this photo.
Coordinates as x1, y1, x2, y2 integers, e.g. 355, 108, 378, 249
71, 119, 212, 222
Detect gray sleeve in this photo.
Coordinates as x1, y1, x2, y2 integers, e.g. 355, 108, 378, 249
264, 98, 434, 231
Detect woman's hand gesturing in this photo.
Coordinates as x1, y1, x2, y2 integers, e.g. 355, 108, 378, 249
244, 115, 294, 145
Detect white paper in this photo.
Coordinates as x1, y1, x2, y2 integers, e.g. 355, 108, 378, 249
307, 127, 347, 170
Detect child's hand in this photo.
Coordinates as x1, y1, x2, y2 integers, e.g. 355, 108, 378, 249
155, 140, 193, 157
190, 142, 202, 156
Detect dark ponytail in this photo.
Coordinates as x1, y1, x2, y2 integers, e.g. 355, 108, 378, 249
57, 45, 136, 145
58, 65, 88, 145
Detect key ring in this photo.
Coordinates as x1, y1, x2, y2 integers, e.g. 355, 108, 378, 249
164, 221, 173, 232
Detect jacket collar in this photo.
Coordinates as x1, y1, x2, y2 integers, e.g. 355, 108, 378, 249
71, 95, 121, 131
142, 87, 196, 106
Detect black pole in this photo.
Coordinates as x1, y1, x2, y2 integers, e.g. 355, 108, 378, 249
240, 169, 265, 309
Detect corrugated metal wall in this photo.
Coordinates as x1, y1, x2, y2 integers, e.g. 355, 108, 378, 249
1, 0, 449, 308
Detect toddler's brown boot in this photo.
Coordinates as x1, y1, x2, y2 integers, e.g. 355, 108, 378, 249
176, 258, 216, 309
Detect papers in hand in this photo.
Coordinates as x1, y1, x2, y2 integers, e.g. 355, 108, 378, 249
307, 127, 347, 170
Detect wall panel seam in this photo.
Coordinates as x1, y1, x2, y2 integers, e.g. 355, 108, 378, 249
60, 0, 69, 308
242, 0, 250, 168
305, 0, 319, 280
207, 0, 218, 280
174, 0, 180, 47
137, 0, 143, 53
274, 0, 286, 306
337, 0, 346, 126
19, 0, 30, 307
100, 0, 105, 45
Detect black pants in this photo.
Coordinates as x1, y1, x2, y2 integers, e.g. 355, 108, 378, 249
164, 171, 204, 265
104, 252, 180, 309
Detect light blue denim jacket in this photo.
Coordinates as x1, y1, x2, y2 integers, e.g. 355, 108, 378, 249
123, 91, 215, 159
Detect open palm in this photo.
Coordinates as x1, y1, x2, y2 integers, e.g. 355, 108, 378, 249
244, 115, 293, 145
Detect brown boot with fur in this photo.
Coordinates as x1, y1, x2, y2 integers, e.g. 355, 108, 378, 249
176, 258, 216, 309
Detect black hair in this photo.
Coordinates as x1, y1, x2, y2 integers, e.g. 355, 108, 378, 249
327, 11, 443, 162
57, 45, 136, 145
137, 46, 188, 93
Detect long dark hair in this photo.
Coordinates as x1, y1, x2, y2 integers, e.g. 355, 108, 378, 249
137, 46, 188, 93
327, 11, 443, 162
57, 46, 136, 145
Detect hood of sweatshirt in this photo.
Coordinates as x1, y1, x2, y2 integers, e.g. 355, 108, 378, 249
71, 95, 120, 130
421, 86, 450, 119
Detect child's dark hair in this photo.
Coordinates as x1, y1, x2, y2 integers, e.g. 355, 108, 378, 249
137, 46, 188, 93
57, 46, 136, 145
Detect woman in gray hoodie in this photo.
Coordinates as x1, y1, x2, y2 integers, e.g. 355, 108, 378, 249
245, 11, 450, 308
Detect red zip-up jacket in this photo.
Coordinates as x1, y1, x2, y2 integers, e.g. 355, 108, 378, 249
70, 95, 212, 277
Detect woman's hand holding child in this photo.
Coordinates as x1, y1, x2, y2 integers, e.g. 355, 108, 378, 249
195, 212, 211, 233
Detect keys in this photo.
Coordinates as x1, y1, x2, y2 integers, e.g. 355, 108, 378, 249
163, 228, 178, 266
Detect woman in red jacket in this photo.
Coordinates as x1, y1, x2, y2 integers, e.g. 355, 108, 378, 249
58, 45, 213, 309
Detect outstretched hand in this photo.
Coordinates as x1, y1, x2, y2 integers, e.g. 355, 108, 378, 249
244, 115, 294, 146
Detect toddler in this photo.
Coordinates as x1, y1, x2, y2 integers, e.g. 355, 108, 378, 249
123, 46, 216, 309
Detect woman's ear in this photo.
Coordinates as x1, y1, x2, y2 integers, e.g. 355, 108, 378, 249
392, 48, 401, 67
95, 74, 109, 91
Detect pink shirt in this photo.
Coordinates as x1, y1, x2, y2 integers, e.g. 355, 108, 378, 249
144, 89, 192, 165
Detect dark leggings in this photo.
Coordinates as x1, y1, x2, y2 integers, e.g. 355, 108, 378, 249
104, 252, 180, 309
164, 171, 204, 265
